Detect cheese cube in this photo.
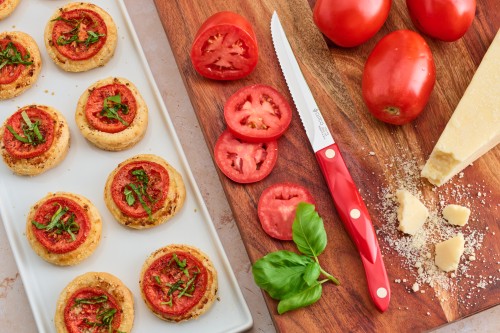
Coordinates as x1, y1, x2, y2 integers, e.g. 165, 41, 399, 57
396, 190, 429, 235
443, 204, 471, 226
421, 29, 500, 186
435, 234, 465, 272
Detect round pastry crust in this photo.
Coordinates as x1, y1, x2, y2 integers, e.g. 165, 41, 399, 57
0, 31, 42, 100
104, 154, 186, 229
44, 2, 117, 72
139, 244, 218, 322
0, 104, 70, 176
75, 77, 148, 151
25, 192, 102, 266
0, 0, 20, 20
55, 272, 134, 333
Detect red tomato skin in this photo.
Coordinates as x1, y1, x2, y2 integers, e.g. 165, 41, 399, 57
190, 11, 258, 80
406, 0, 476, 42
313, 0, 392, 47
258, 183, 315, 241
362, 30, 436, 125
224, 84, 292, 143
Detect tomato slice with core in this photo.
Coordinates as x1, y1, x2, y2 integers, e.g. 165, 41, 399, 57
258, 183, 315, 240
190, 11, 258, 80
111, 161, 169, 218
142, 251, 208, 317
0, 39, 28, 84
52, 9, 107, 61
85, 83, 137, 133
64, 287, 122, 333
2, 107, 55, 159
31, 196, 90, 254
224, 84, 292, 142
214, 130, 278, 184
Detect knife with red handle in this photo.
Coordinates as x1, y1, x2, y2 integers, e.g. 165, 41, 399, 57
271, 11, 390, 312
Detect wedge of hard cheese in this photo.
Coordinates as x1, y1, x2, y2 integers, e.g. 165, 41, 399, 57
421, 29, 500, 186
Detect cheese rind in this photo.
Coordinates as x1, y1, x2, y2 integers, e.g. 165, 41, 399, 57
442, 204, 471, 226
396, 189, 429, 235
421, 29, 500, 186
434, 234, 465, 272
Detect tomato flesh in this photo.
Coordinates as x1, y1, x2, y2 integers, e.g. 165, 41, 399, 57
406, 0, 476, 42
214, 130, 278, 184
190, 11, 258, 80
64, 287, 122, 333
0, 38, 28, 84
362, 30, 435, 125
111, 161, 169, 218
224, 84, 292, 142
85, 83, 137, 133
313, 0, 392, 47
52, 9, 107, 61
258, 183, 315, 240
2, 107, 55, 159
142, 251, 208, 317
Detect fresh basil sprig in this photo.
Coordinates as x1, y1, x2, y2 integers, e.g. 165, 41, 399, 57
252, 202, 340, 314
53, 16, 105, 48
0, 42, 33, 70
32, 203, 80, 241
123, 169, 157, 220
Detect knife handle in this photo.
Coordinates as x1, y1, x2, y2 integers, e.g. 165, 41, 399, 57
315, 143, 390, 312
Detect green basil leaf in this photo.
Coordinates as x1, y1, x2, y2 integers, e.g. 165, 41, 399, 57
302, 261, 321, 286
277, 282, 322, 314
252, 250, 314, 300
292, 202, 327, 257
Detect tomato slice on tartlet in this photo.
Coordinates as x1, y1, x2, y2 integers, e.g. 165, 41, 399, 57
140, 244, 218, 322
104, 154, 186, 229
0, 39, 28, 84
26, 192, 102, 266
55, 272, 134, 333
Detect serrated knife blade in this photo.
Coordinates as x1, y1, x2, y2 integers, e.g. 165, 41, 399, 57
271, 11, 390, 312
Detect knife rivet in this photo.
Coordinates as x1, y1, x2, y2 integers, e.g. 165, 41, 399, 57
325, 149, 335, 159
377, 287, 388, 299
350, 209, 361, 219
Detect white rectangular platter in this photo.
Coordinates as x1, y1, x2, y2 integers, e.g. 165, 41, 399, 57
0, 0, 253, 332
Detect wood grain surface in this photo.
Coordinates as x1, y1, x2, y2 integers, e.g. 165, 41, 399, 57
153, 0, 500, 332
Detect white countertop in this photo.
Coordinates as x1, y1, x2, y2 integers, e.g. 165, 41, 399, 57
0, 1, 498, 332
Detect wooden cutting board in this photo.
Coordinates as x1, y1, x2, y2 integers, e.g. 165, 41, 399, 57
153, 0, 500, 331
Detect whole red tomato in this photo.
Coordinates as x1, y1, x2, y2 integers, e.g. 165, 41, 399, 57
313, 0, 392, 47
406, 0, 476, 42
362, 30, 435, 125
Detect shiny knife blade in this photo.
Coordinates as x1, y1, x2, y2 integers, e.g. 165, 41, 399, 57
271, 11, 390, 312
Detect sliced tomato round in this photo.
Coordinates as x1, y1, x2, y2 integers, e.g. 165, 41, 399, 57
258, 183, 315, 240
3, 106, 55, 159
224, 84, 292, 142
214, 130, 278, 184
0, 39, 27, 84
190, 11, 258, 80
85, 83, 137, 133
31, 196, 90, 254
64, 287, 122, 333
52, 9, 107, 61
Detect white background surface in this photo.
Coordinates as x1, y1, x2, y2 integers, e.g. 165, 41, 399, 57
1, 0, 499, 332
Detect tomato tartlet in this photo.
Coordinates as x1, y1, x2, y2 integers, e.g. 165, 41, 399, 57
0, 31, 42, 100
44, 2, 117, 72
76, 77, 148, 151
55, 272, 134, 333
104, 154, 186, 229
140, 244, 218, 322
26, 192, 102, 266
0, 0, 20, 21
0, 105, 70, 176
